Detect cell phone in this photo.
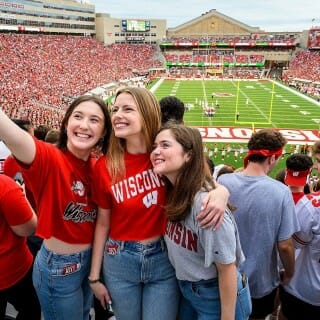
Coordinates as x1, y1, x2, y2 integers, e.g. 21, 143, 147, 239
14, 172, 24, 185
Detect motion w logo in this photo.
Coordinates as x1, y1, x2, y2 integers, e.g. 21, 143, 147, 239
143, 191, 158, 208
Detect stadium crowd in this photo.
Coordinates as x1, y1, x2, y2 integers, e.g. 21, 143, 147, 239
0, 34, 161, 128
282, 50, 320, 100
1, 33, 319, 130
163, 33, 297, 44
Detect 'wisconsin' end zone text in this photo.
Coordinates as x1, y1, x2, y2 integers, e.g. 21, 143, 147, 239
198, 127, 320, 144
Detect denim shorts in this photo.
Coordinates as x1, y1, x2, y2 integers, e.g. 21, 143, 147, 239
103, 237, 180, 320
32, 244, 92, 320
178, 272, 252, 320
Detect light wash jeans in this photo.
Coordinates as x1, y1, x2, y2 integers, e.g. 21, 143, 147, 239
178, 271, 252, 320
32, 244, 93, 320
103, 237, 180, 320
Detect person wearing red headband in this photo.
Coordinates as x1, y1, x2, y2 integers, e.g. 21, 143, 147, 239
280, 154, 320, 319
218, 129, 299, 320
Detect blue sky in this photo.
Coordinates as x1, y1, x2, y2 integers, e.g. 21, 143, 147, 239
88, 0, 319, 32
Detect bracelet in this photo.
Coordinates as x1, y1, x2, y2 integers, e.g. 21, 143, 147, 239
88, 277, 101, 284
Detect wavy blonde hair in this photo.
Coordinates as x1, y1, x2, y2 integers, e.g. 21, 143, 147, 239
107, 87, 161, 182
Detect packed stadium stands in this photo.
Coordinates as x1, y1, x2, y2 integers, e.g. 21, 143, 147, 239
282, 50, 320, 99
0, 32, 319, 130
0, 34, 162, 127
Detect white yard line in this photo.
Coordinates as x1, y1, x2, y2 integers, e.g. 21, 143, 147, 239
231, 81, 277, 127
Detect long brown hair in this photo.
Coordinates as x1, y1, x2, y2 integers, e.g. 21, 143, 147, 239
159, 125, 215, 221
107, 87, 161, 182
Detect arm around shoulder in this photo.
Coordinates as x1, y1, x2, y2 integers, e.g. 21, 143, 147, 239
197, 183, 230, 229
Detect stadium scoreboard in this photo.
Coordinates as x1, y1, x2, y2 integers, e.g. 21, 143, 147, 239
121, 19, 150, 32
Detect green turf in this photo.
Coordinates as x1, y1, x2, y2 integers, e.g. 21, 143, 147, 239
152, 79, 320, 177
153, 79, 320, 130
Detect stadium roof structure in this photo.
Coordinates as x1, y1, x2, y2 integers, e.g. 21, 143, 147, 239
167, 9, 263, 36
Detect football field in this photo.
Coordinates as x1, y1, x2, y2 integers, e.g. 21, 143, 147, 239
152, 79, 320, 131
151, 78, 320, 174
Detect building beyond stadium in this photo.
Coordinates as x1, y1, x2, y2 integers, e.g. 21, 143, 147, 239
0, 0, 166, 44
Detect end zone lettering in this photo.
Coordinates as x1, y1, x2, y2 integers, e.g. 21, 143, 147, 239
198, 127, 320, 144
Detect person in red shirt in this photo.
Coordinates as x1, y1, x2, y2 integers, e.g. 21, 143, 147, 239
0, 174, 40, 319
89, 87, 229, 319
0, 95, 112, 320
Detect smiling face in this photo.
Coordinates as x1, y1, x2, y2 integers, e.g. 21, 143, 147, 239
66, 100, 105, 160
111, 92, 144, 143
151, 129, 190, 184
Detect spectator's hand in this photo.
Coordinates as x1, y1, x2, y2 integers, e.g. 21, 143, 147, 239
90, 282, 112, 310
279, 268, 292, 285
197, 184, 229, 230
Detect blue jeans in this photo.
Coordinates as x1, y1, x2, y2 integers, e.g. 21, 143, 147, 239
178, 272, 252, 320
103, 237, 179, 320
32, 244, 93, 320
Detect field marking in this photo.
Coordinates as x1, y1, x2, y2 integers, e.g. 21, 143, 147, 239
274, 81, 320, 106
231, 81, 277, 127
201, 80, 208, 106
154, 79, 320, 130
198, 126, 320, 144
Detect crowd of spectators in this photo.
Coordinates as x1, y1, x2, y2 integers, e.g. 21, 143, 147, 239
282, 50, 320, 100
0, 33, 319, 130
163, 33, 298, 44
0, 34, 161, 128
164, 52, 265, 65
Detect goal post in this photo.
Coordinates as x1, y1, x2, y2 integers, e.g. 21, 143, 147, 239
234, 79, 274, 128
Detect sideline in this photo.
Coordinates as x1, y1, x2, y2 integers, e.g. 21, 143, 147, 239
149, 77, 164, 93
274, 80, 320, 106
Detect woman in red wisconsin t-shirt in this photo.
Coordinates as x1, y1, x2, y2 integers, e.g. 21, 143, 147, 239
89, 87, 229, 319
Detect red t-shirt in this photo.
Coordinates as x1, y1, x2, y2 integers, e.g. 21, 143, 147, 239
3, 155, 37, 210
20, 139, 97, 244
93, 152, 167, 241
292, 192, 305, 204
0, 175, 34, 290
